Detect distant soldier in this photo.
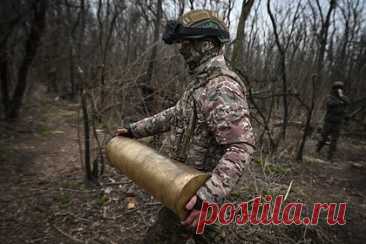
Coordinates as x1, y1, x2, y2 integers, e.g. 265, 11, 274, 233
116, 10, 255, 244
316, 81, 350, 160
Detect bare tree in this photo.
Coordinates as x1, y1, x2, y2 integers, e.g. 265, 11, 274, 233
0, 0, 48, 119
2, 0, 365, 175
231, 0, 256, 71
308, 0, 337, 77
143, 0, 163, 114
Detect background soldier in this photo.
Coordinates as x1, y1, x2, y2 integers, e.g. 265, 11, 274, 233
116, 10, 255, 244
316, 81, 350, 160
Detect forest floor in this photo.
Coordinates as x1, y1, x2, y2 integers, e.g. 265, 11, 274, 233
0, 92, 365, 244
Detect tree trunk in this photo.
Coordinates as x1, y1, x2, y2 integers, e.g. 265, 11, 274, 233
81, 89, 92, 181
267, 0, 288, 140
231, 0, 255, 71
0, 46, 10, 116
316, 0, 337, 77
7, 0, 47, 119
297, 109, 313, 161
143, 0, 162, 114
297, 76, 317, 161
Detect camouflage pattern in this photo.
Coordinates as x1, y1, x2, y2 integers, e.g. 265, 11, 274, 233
130, 53, 255, 203
179, 10, 226, 29
143, 207, 225, 244
316, 123, 341, 160
323, 93, 350, 125
179, 39, 222, 71
317, 90, 350, 160
129, 34, 254, 243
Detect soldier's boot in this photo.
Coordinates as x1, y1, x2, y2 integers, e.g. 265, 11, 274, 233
193, 222, 226, 244
143, 207, 191, 244
317, 124, 333, 153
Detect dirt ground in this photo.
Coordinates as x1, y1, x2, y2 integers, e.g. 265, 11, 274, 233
0, 95, 365, 244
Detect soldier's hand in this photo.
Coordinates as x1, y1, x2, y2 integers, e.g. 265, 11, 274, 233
115, 127, 134, 138
181, 195, 202, 229
337, 89, 344, 98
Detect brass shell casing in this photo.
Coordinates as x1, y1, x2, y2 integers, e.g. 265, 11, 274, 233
106, 137, 209, 220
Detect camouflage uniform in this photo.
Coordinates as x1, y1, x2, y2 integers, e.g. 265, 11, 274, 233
317, 91, 349, 160
129, 53, 255, 243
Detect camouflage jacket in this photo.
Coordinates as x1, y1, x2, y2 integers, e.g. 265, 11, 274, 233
129, 54, 255, 203
324, 94, 350, 125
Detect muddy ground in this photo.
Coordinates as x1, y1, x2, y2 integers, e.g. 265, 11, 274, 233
1, 95, 365, 244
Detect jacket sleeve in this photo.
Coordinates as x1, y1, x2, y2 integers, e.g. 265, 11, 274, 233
196, 77, 255, 203
129, 106, 176, 138
327, 95, 349, 108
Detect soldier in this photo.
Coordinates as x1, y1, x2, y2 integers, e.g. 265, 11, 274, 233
316, 81, 350, 160
116, 10, 255, 244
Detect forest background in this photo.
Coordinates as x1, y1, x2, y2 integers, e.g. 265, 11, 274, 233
1, 0, 366, 243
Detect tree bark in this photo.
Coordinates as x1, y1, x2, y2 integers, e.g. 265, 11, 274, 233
315, 0, 337, 76
0, 43, 10, 115
6, 0, 47, 119
297, 76, 317, 161
143, 0, 162, 114
231, 0, 255, 71
81, 89, 92, 181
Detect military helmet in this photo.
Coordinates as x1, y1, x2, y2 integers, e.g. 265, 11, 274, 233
162, 10, 230, 45
332, 81, 344, 89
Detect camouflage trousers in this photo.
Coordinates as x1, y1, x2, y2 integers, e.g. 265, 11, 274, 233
316, 123, 341, 160
142, 207, 225, 244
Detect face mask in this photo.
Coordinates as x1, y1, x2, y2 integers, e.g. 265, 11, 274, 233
178, 41, 200, 64
177, 40, 219, 70
177, 40, 203, 70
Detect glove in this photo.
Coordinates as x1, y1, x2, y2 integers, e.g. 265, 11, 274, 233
181, 195, 203, 229
337, 89, 344, 98
115, 127, 134, 138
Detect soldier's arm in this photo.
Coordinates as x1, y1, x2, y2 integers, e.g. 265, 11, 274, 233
340, 95, 350, 105
129, 106, 176, 138
196, 77, 255, 203
327, 94, 349, 108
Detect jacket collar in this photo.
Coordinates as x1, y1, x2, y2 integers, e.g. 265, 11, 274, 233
192, 54, 227, 76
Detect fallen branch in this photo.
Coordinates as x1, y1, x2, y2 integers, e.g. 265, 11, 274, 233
284, 180, 294, 201
53, 225, 84, 243
103, 181, 132, 186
